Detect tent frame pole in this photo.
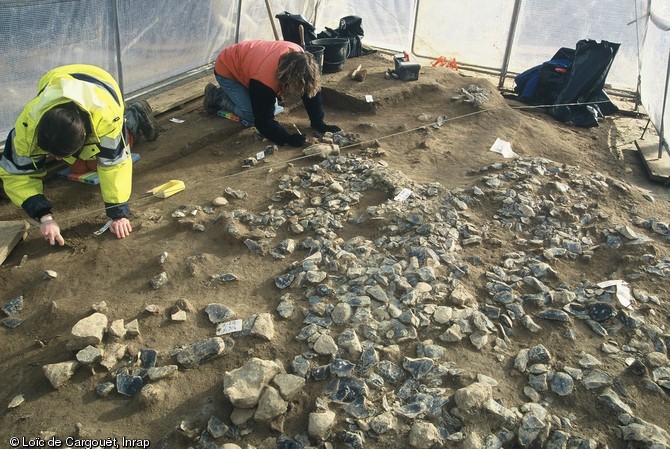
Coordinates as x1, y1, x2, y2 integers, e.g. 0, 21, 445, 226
111, 0, 124, 95
498, 0, 523, 89
236, 0, 243, 43
658, 46, 670, 158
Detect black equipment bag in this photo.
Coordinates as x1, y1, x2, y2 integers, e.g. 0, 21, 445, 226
514, 39, 619, 127
275, 11, 317, 45
316, 15, 375, 57
549, 39, 620, 127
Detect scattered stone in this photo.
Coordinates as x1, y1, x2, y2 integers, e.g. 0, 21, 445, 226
116, 370, 143, 396
76, 345, 104, 365
598, 388, 632, 415
205, 303, 235, 323
314, 333, 338, 355
43, 270, 58, 280
213, 196, 229, 207
210, 273, 239, 283
273, 373, 305, 400
171, 310, 187, 321
550, 372, 574, 396
2, 318, 23, 328
454, 382, 492, 412
125, 319, 140, 337
303, 143, 340, 159
582, 369, 613, 389
308, 410, 336, 440
96, 382, 115, 397
223, 358, 282, 408
620, 420, 670, 446
409, 420, 442, 448
43, 361, 79, 389
147, 365, 178, 381
67, 313, 108, 350
176, 337, 227, 368
254, 386, 288, 422
250, 312, 275, 341
2, 296, 23, 316
139, 383, 165, 406
7, 394, 25, 409
151, 271, 168, 289
144, 304, 162, 314
109, 319, 126, 338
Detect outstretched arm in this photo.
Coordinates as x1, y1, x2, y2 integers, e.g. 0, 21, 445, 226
249, 80, 305, 147
302, 91, 341, 133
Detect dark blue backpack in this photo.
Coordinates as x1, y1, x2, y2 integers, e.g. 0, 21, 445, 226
514, 58, 571, 105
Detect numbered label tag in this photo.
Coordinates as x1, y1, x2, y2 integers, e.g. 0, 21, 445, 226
216, 319, 243, 335
393, 188, 412, 202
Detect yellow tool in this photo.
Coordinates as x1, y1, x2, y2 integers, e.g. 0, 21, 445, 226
147, 180, 185, 198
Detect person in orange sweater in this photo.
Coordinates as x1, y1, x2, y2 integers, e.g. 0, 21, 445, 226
203, 40, 340, 147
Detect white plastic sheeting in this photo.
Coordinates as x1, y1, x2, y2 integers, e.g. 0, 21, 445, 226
0, 0, 668, 154
0, 0, 240, 142
507, 0, 639, 90
639, 1, 670, 155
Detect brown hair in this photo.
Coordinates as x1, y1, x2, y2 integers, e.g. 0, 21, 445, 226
277, 50, 321, 98
37, 102, 88, 157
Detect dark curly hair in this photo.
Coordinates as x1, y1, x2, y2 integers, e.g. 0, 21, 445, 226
36, 102, 88, 157
277, 50, 321, 98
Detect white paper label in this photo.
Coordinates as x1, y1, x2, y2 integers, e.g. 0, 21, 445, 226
169, 118, 185, 124
365, 95, 374, 103
394, 188, 412, 202
216, 319, 243, 335
256, 151, 266, 160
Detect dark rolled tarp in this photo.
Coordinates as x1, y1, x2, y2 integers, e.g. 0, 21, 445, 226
549, 39, 620, 127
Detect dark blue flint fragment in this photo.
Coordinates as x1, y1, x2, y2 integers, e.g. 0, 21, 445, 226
116, 370, 143, 396
330, 358, 356, 377
207, 415, 229, 438
1, 296, 23, 316
275, 273, 295, 289
588, 302, 616, 322
276, 435, 304, 449
536, 309, 570, 322
140, 348, 157, 368
403, 357, 434, 379
342, 430, 365, 449
327, 376, 367, 403
311, 364, 331, 381
2, 318, 23, 328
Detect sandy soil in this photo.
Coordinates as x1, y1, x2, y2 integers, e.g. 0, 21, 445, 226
0, 52, 668, 449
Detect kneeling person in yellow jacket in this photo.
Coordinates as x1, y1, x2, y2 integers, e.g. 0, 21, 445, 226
0, 64, 159, 245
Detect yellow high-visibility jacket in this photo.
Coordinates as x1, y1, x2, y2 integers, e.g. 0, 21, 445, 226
0, 64, 132, 220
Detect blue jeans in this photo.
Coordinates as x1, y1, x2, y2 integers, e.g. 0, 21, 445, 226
215, 74, 284, 124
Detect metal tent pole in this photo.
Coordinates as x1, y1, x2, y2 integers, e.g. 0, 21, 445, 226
410, 0, 421, 57
658, 45, 670, 158
236, 0, 243, 43
111, 0, 124, 94
498, 0, 523, 89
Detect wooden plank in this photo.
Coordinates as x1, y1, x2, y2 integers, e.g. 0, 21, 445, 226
635, 140, 670, 183
0, 220, 29, 265
147, 77, 211, 116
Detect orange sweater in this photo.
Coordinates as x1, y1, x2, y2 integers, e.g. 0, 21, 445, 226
214, 40, 303, 94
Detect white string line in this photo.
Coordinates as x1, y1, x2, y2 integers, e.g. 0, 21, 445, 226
0, 98, 617, 241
